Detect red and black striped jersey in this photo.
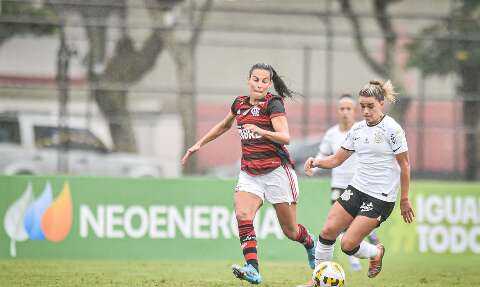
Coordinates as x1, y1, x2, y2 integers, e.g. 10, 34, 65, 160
230, 93, 294, 175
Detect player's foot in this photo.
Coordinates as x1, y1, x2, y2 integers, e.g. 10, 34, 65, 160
232, 263, 262, 284
305, 233, 316, 269
348, 255, 361, 272
368, 244, 385, 278
295, 278, 314, 287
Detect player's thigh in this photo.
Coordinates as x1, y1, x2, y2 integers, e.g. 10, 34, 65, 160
342, 216, 378, 248
321, 202, 354, 239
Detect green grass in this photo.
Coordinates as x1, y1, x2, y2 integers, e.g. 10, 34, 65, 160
1, 257, 479, 287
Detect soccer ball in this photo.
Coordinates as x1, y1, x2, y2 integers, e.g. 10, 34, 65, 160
312, 261, 346, 287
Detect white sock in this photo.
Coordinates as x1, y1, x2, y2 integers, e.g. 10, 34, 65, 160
353, 241, 378, 259
315, 239, 334, 265
348, 255, 360, 265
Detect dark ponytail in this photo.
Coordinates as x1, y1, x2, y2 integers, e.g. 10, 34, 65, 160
249, 63, 296, 99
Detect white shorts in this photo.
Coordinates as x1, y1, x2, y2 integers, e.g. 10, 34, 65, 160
235, 164, 299, 204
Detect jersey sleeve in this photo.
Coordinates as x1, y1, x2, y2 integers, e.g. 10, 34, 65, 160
341, 128, 355, 151
267, 97, 286, 118
230, 97, 239, 115
389, 125, 408, 154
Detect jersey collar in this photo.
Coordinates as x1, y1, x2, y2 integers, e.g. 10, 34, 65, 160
366, 114, 386, 127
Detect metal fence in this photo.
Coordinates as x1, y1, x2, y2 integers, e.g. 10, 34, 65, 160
0, 0, 478, 179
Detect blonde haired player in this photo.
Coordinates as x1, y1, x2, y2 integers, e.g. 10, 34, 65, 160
303, 80, 415, 281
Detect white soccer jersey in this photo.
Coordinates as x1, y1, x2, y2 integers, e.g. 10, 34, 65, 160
342, 115, 408, 202
316, 124, 357, 189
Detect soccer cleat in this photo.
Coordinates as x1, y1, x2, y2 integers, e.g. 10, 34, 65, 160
305, 234, 316, 269
295, 278, 314, 287
232, 263, 262, 284
368, 244, 385, 278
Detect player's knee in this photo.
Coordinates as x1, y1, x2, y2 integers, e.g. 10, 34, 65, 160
235, 210, 252, 222
320, 225, 337, 239
340, 236, 357, 253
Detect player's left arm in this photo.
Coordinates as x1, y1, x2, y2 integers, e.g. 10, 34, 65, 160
396, 151, 415, 223
244, 115, 290, 145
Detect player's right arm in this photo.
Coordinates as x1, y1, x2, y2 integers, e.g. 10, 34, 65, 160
304, 148, 352, 176
181, 112, 236, 165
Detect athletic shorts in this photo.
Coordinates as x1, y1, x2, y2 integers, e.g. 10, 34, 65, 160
337, 185, 395, 226
235, 164, 299, 204
330, 187, 345, 204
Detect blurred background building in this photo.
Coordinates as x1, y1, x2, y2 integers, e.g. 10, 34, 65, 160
0, 0, 478, 180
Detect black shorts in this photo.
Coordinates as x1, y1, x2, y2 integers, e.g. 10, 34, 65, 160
337, 185, 395, 226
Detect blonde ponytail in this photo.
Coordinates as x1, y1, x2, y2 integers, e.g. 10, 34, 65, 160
360, 79, 398, 103
381, 80, 397, 103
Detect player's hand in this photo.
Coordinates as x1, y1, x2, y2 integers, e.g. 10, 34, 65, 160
243, 124, 263, 136
181, 143, 201, 165
304, 157, 316, 176
400, 198, 415, 223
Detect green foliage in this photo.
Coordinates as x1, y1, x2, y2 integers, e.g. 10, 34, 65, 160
407, 0, 480, 77
0, 1, 57, 45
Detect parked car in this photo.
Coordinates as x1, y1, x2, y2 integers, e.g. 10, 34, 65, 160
0, 111, 163, 177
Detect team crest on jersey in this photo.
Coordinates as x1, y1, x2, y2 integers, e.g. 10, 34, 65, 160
341, 189, 353, 201
251, 106, 260, 116
374, 131, 383, 144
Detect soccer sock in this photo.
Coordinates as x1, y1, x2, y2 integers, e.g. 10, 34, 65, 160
348, 255, 361, 265
238, 219, 259, 272
295, 224, 314, 249
345, 241, 378, 259
315, 235, 335, 265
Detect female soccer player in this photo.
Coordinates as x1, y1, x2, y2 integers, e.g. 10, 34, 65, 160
182, 63, 316, 285
304, 80, 414, 279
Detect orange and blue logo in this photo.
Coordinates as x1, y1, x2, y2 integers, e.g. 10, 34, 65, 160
3, 181, 73, 257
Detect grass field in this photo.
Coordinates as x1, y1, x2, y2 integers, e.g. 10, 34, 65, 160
1, 255, 480, 287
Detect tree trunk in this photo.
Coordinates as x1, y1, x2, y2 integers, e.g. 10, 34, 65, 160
173, 43, 197, 174
90, 31, 165, 153
94, 88, 137, 153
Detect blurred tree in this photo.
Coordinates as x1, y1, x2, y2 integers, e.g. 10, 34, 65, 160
407, 0, 480, 180
166, 0, 212, 175
0, 0, 56, 46
339, 0, 410, 126
54, 0, 212, 171
58, 0, 182, 153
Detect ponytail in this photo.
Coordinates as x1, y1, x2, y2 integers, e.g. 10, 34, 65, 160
249, 63, 296, 99
271, 68, 295, 99
359, 79, 398, 103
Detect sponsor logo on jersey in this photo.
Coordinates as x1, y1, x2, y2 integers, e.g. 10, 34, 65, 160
237, 126, 262, 140
374, 131, 383, 144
